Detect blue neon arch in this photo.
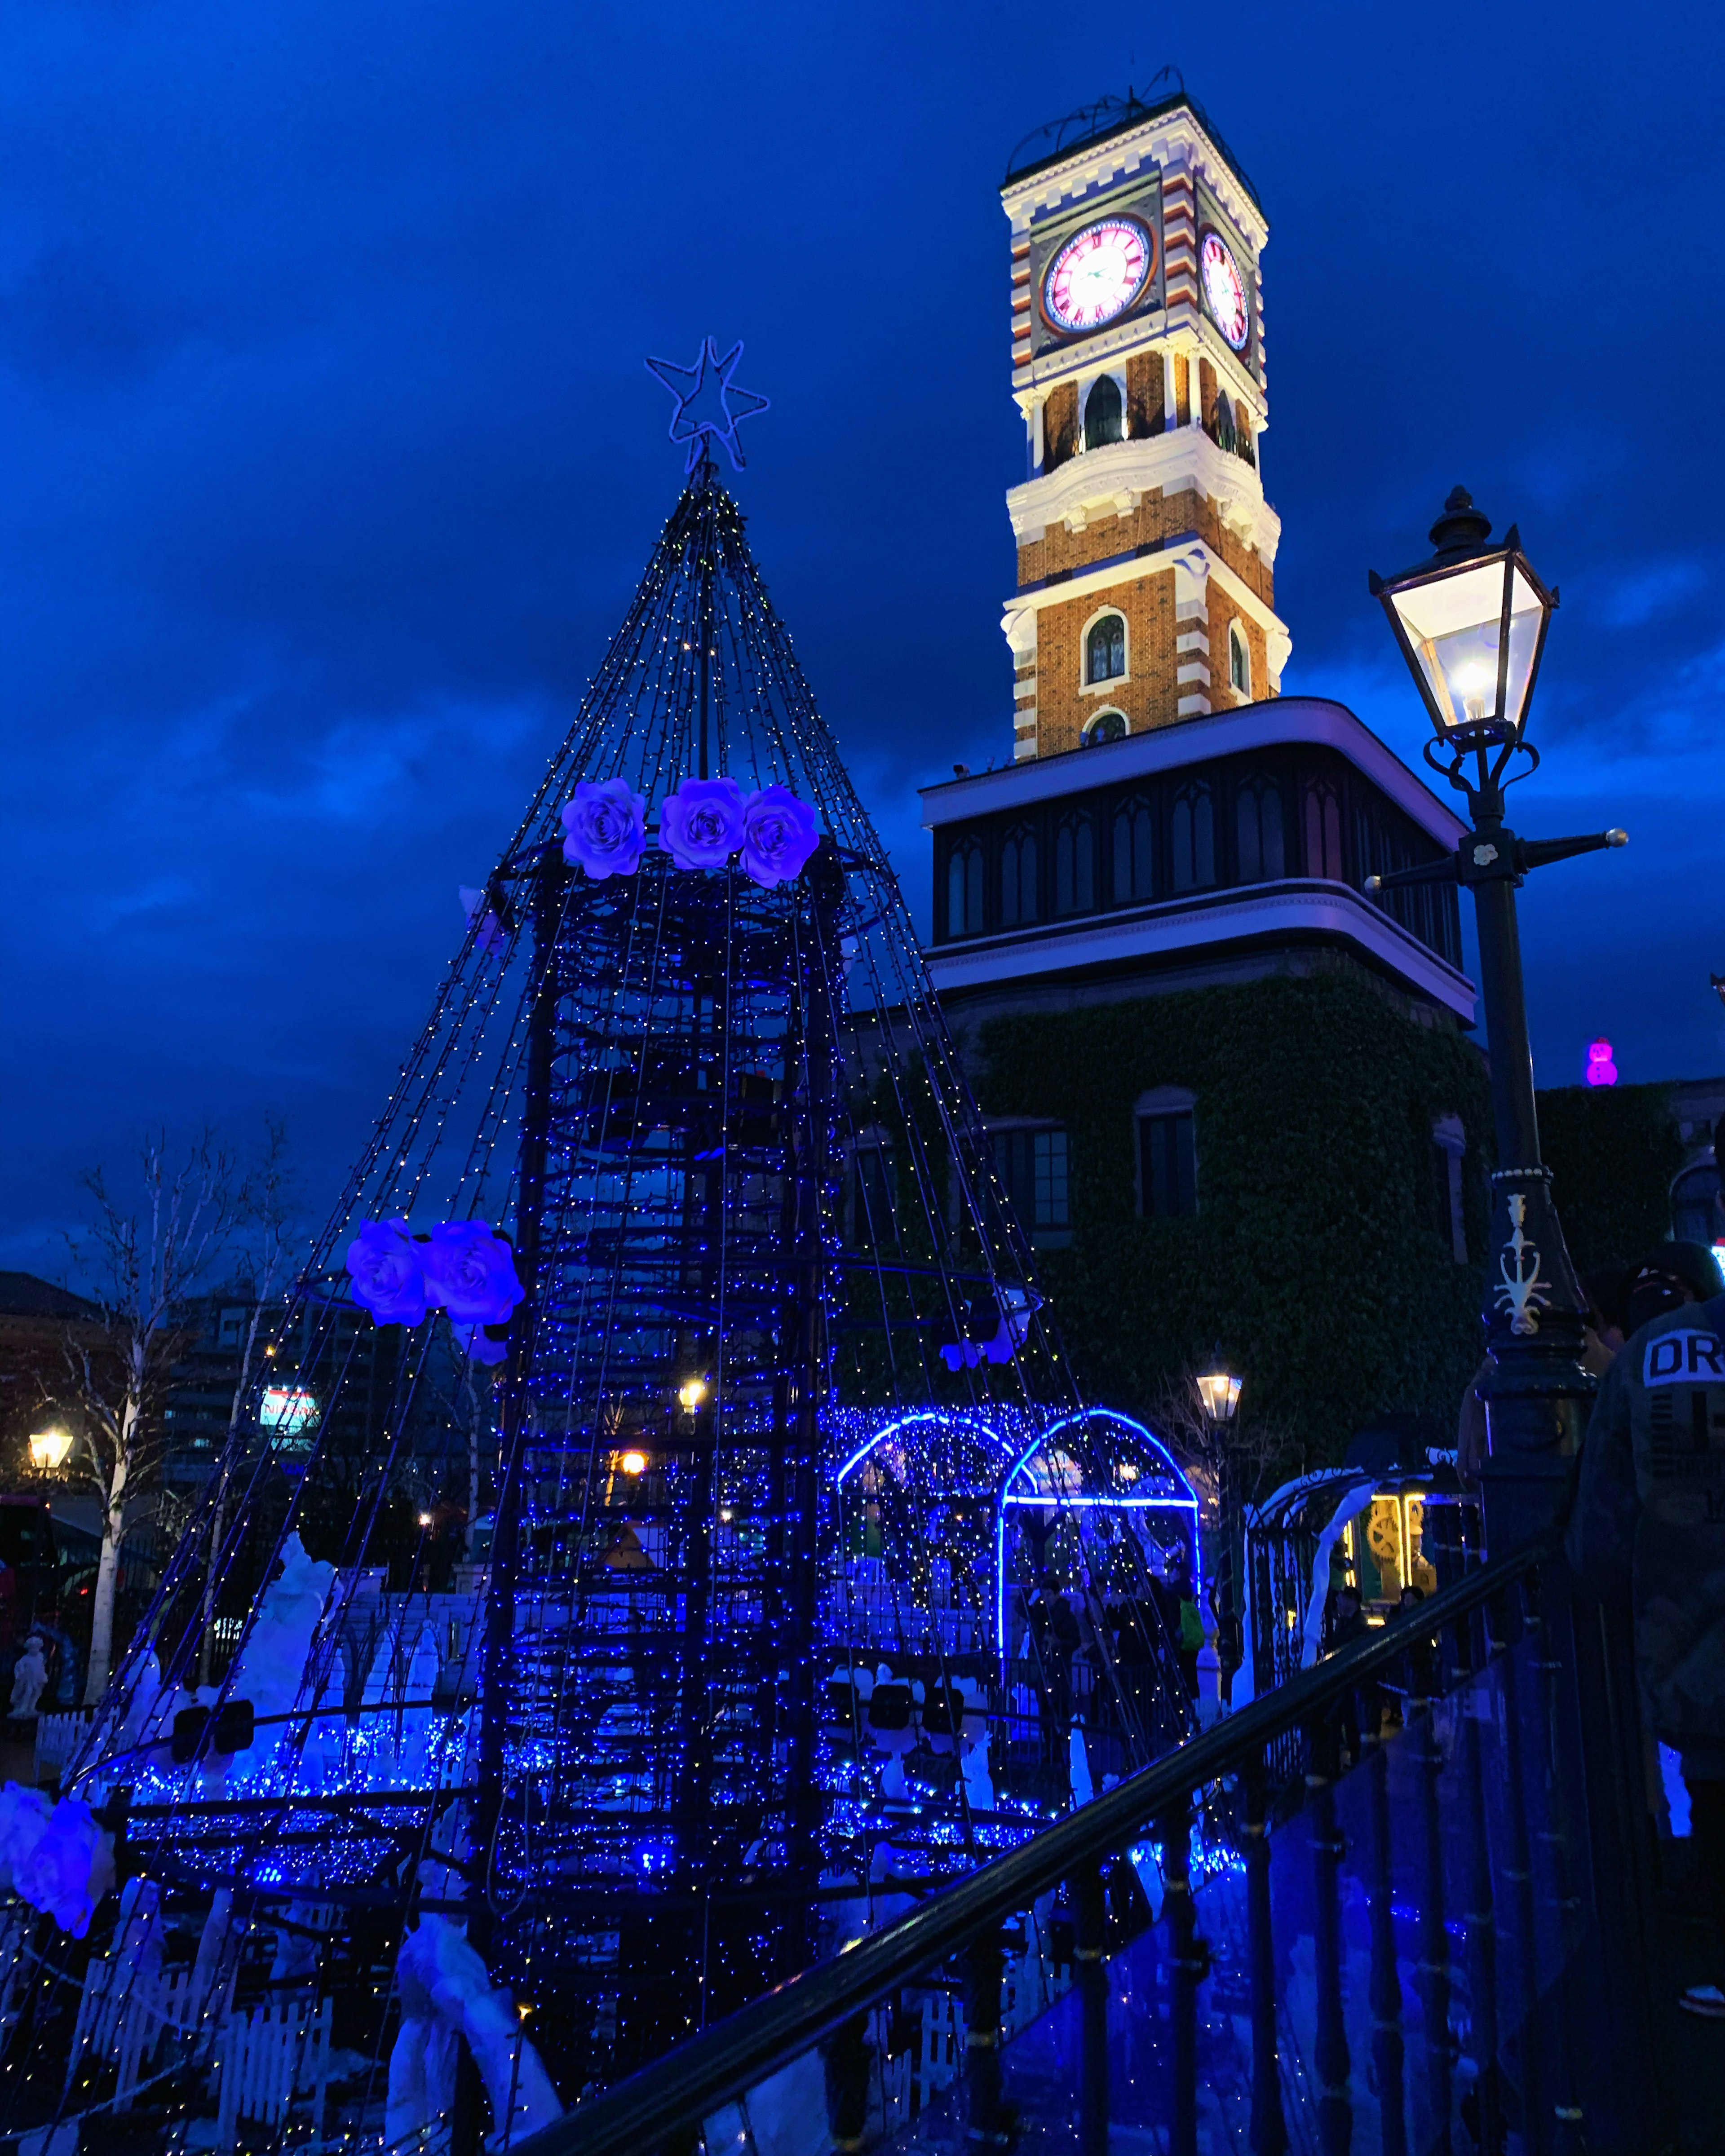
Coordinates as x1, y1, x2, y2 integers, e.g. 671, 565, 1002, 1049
995, 1409, 1201, 1654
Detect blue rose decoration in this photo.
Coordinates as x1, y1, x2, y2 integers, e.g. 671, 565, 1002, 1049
740, 784, 821, 888
561, 778, 648, 879
659, 777, 747, 870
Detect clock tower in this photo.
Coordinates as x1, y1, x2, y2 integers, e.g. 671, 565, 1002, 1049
1001, 84, 1290, 760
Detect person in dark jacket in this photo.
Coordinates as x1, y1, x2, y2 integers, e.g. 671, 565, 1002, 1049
1325, 1583, 1372, 1761
1569, 1283, 1725, 2017
1621, 1241, 1722, 1334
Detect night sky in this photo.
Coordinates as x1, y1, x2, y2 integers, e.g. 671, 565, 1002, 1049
5, 2, 1722, 1274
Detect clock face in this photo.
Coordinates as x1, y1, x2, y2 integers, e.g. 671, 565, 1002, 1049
1042, 217, 1154, 335
1200, 231, 1250, 351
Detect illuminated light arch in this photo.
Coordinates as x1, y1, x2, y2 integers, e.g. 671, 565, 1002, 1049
996, 1408, 1201, 1653
832, 1408, 1013, 1491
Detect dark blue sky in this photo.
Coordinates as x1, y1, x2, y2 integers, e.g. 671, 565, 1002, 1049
5, 1, 1722, 1273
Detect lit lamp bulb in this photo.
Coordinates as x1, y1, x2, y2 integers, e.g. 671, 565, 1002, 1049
1450, 659, 1493, 724
28, 1429, 74, 1473
1194, 1364, 1243, 1424
418, 1511, 434, 1529
677, 1378, 708, 1411
619, 1450, 649, 1476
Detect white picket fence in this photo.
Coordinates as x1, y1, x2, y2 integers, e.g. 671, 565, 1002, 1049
69, 1911, 333, 2143
33, 1708, 93, 1784
214, 1995, 334, 2143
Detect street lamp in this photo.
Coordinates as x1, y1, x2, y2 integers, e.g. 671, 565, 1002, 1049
28, 1428, 74, 1474
1194, 1362, 1243, 1427
1369, 488, 1627, 1551
1194, 1352, 1243, 1701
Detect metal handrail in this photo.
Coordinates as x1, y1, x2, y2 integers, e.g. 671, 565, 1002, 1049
516, 1530, 1555, 2156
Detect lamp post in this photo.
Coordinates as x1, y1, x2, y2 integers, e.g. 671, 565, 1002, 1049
1195, 1355, 1243, 1701
1369, 487, 1626, 1553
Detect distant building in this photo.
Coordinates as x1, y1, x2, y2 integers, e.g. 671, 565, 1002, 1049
0, 1271, 106, 1463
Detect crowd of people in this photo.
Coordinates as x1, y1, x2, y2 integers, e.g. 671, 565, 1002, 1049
1565, 1114, 1725, 2023
1022, 1562, 1205, 1767
1303, 1117, 1725, 2021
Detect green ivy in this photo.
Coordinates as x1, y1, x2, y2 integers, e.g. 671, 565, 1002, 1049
1534, 1082, 1684, 1276
975, 969, 1495, 1465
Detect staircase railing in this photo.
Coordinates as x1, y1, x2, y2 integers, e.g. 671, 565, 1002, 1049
517, 1528, 1665, 2156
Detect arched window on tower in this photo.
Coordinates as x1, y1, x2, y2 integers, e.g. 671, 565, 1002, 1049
946, 838, 985, 937
1303, 780, 1344, 881
1086, 614, 1126, 685
1171, 781, 1215, 892
1229, 623, 1251, 698
1235, 776, 1284, 882
1053, 809, 1095, 915
1083, 709, 1127, 747
1000, 823, 1039, 927
1113, 795, 1154, 902
1084, 374, 1123, 450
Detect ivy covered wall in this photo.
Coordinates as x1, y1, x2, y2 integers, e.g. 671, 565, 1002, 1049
973, 970, 1495, 1466
1535, 1082, 1688, 1276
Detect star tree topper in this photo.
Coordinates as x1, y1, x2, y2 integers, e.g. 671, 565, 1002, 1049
646, 337, 770, 472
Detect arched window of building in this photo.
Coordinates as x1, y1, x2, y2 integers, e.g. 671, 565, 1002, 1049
946, 838, 985, 937
1053, 810, 1095, 916
1236, 777, 1284, 882
1171, 781, 1215, 892
1429, 1113, 1468, 1264
1000, 823, 1039, 927
1083, 373, 1124, 450
1086, 613, 1127, 685
849, 1140, 898, 1252
1303, 780, 1344, 881
1230, 623, 1251, 697
1084, 709, 1128, 747
1136, 1086, 1199, 1218
1113, 795, 1154, 902
993, 1122, 1072, 1245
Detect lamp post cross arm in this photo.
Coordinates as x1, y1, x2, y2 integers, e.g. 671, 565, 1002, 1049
1365, 826, 1626, 901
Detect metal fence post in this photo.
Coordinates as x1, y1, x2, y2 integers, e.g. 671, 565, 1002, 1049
963, 1932, 1008, 2154
1415, 1678, 1454, 2156
1368, 1738, 1408, 2156
1158, 1804, 1203, 2156
1074, 1861, 1109, 2156
1242, 1753, 1287, 2156
1305, 1713, 1352, 2156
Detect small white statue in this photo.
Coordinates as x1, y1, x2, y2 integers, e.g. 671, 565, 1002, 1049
9, 1637, 48, 1722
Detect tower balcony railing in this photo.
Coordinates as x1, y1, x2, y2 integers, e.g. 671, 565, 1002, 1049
1204, 406, 1257, 470
518, 1530, 1676, 2156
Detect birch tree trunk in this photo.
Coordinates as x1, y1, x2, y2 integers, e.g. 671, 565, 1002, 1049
84, 1381, 136, 1703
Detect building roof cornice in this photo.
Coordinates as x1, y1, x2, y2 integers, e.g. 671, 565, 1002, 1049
918, 696, 1468, 852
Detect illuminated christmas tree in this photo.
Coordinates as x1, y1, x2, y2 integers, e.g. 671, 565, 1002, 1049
4, 355, 1197, 2147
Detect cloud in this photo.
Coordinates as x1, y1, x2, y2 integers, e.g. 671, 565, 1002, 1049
4, 0, 1723, 1269
1594, 558, 1711, 630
